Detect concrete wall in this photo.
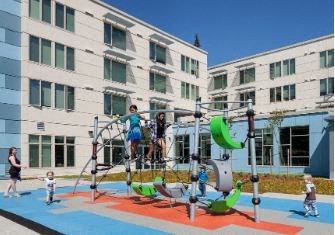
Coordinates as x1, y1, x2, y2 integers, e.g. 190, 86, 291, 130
0, 0, 21, 175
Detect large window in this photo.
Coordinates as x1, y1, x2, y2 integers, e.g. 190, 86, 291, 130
149, 102, 166, 120
280, 126, 309, 166
320, 49, 334, 69
270, 59, 295, 79
55, 2, 75, 32
150, 42, 166, 64
104, 58, 126, 83
239, 91, 255, 107
181, 55, 199, 76
104, 94, 127, 116
29, 79, 51, 107
239, 68, 255, 85
104, 23, 126, 50
320, 77, 334, 96
29, 0, 51, 23
29, 36, 51, 65
55, 136, 75, 167
175, 135, 190, 164
270, 85, 295, 102
29, 135, 52, 168
213, 74, 227, 90
214, 96, 228, 110
198, 134, 211, 163
248, 129, 273, 166
150, 72, 166, 93
104, 139, 125, 165
55, 84, 75, 110
55, 43, 75, 71
181, 82, 199, 100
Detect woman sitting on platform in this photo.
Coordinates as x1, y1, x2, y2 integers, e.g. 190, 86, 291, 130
145, 112, 171, 165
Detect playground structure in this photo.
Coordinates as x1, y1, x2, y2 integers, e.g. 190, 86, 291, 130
73, 98, 260, 222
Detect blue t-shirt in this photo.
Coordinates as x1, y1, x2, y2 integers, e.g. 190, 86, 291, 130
199, 171, 208, 183
128, 114, 140, 128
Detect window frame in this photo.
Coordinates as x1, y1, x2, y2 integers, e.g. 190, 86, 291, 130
320, 77, 334, 96
104, 94, 127, 116
150, 41, 166, 64
240, 67, 255, 85
55, 2, 75, 32
150, 72, 166, 94
248, 128, 274, 166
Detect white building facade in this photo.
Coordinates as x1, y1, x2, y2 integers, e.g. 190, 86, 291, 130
0, 0, 208, 176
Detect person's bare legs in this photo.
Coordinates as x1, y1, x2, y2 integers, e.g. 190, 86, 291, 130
131, 140, 139, 160
4, 181, 12, 197
146, 143, 154, 161
157, 139, 167, 160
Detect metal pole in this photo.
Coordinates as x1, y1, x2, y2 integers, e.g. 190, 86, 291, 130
90, 116, 98, 202
246, 98, 260, 223
189, 97, 202, 221
287, 148, 290, 176
123, 124, 131, 196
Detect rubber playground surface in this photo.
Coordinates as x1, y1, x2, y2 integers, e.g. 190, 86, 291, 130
0, 181, 333, 235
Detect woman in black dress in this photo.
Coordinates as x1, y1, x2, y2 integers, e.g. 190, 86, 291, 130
4, 147, 24, 198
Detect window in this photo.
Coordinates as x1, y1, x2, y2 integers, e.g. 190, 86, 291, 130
239, 91, 255, 107
320, 77, 334, 96
213, 74, 227, 90
111, 140, 125, 165
104, 58, 127, 83
283, 84, 296, 101
280, 126, 309, 166
213, 96, 228, 110
198, 134, 211, 164
29, 79, 51, 107
104, 94, 127, 116
149, 102, 166, 119
29, 0, 51, 23
320, 49, 334, 68
270, 85, 295, 102
55, 136, 75, 167
103, 23, 126, 50
181, 55, 199, 76
29, 36, 51, 65
150, 42, 166, 64
29, 135, 52, 168
56, 3, 75, 32
181, 82, 199, 100
175, 135, 190, 164
41, 39, 51, 65
29, 35, 40, 62
150, 72, 166, 93
55, 43, 75, 71
283, 59, 295, 76
55, 84, 75, 110
240, 67, 255, 84
248, 129, 273, 166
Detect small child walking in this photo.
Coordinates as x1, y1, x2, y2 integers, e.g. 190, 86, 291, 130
37, 171, 56, 205
303, 174, 319, 217
198, 167, 209, 198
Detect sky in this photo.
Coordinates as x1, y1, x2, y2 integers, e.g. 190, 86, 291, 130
104, 0, 334, 66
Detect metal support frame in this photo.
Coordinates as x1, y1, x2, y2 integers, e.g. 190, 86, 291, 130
90, 116, 98, 202
189, 97, 201, 221
246, 99, 260, 222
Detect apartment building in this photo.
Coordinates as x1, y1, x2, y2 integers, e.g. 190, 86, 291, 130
187, 35, 333, 178
0, 0, 208, 176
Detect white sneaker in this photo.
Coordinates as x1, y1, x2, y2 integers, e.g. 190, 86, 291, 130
13, 193, 21, 198
145, 160, 151, 165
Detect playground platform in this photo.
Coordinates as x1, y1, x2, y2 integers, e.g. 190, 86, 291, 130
0, 178, 333, 235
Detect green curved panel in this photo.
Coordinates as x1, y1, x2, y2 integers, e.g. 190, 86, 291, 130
210, 116, 244, 149
207, 181, 243, 213
132, 183, 157, 197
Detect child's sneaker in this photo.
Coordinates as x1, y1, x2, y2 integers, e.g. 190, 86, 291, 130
46, 201, 51, 205
3, 194, 9, 198
315, 213, 320, 218
145, 160, 151, 166
13, 193, 21, 198
304, 211, 311, 217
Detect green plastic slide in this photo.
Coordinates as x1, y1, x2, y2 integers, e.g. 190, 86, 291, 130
132, 183, 157, 197
210, 116, 244, 149
207, 181, 243, 213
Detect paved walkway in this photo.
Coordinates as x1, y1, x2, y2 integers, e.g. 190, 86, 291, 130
0, 179, 333, 235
